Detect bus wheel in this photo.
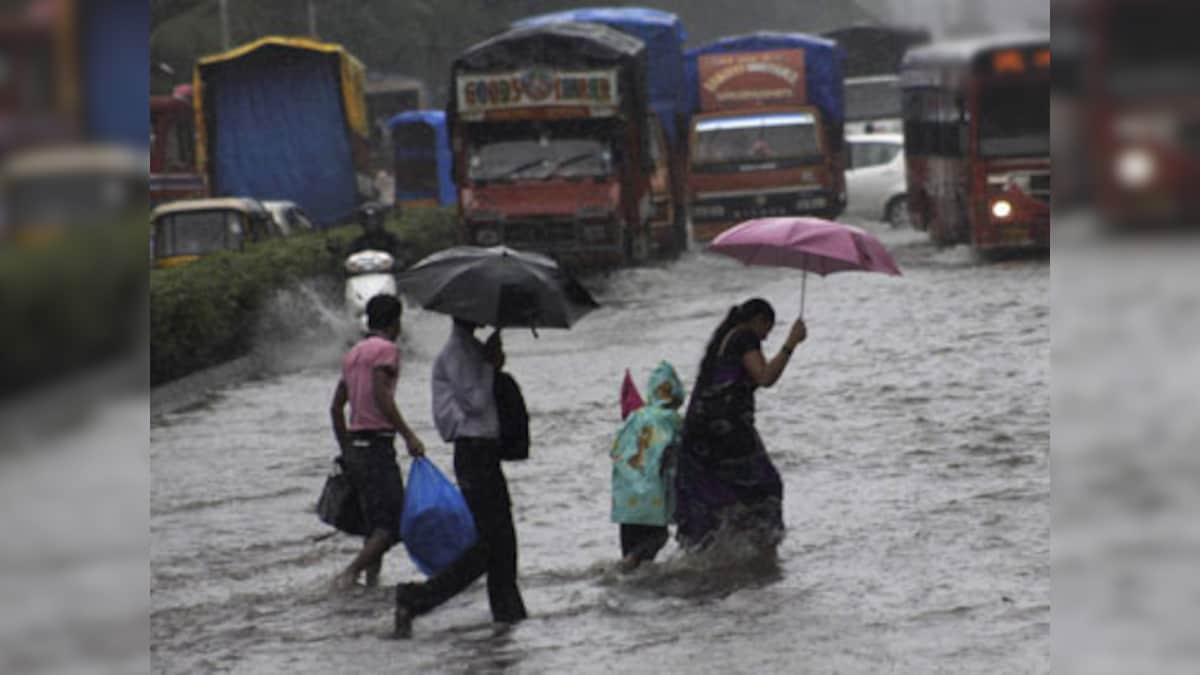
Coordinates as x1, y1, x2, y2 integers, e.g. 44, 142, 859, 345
885, 196, 911, 229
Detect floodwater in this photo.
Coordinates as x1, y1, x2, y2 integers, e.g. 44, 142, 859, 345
150, 222, 1048, 673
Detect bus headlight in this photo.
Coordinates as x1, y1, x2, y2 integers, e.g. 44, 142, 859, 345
1115, 147, 1156, 189
991, 199, 1013, 220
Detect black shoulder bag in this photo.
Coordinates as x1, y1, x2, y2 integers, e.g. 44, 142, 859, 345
494, 370, 530, 461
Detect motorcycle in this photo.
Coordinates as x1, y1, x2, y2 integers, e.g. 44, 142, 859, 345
344, 249, 397, 332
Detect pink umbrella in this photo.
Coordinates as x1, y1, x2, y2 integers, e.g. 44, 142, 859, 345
707, 217, 902, 316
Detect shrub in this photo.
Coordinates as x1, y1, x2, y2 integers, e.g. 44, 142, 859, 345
150, 207, 456, 385
0, 213, 147, 399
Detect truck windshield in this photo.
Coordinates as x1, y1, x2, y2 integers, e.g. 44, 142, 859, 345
979, 81, 1050, 158
692, 112, 821, 166
155, 211, 237, 257
469, 136, 612, 183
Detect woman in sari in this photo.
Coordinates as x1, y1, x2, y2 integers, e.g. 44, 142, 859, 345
674, 298, 807, 552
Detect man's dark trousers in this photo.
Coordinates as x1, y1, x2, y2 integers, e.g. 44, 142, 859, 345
398, 437, 526, 622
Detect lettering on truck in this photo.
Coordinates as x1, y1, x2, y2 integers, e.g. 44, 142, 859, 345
699, 50, 807, 110
458, 68, 620, 114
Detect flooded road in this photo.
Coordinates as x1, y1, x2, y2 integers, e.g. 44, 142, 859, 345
151, 222, 1048, 673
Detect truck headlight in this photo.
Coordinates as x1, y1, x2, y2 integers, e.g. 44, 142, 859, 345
1115, 147, 1156, 189
991, 199, 1013, 220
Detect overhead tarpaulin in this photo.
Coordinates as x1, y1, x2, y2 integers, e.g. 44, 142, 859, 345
195, 37, 369, 226
387, 110, 455, 206
513, 8, 686, 147
685, 32, 845, 124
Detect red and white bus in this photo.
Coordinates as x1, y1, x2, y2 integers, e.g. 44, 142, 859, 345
900, 34, 1049, 253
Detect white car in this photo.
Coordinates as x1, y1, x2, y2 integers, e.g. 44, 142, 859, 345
844, 133, 909, 227
262, 200, 317, 236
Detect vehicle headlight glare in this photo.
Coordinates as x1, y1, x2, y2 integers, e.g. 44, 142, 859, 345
991, 199, 1013, 219
1115, 147, 1156, 189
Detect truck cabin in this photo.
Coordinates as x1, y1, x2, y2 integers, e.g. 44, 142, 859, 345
464, 118, 616, 186
450, 22, 650, 264
0, 15, 74, 154
691, 110, 823, 169
150, 95, 196, 175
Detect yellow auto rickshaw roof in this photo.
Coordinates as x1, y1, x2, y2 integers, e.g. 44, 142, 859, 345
1, 143, 146, 179
151, 197, 267, 221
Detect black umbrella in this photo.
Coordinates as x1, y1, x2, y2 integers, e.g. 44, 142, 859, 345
396, 246, 599, 329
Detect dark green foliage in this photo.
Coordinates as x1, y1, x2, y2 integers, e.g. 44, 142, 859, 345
0, 214, 148, 399
149, 207, 456, 385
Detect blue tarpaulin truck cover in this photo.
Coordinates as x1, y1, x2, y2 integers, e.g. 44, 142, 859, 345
513, 7, 686, 147
195, 37, 369, 227
387, 110, 455, 207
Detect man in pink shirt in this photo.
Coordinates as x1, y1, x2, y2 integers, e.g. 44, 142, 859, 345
330, 294, 426, 588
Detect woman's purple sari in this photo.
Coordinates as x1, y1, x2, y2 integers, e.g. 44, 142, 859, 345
674, 330, 784, 551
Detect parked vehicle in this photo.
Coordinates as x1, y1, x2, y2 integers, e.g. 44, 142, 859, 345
194, 36, 372, 227
514, 7, 689, 255
2, 143, 146, 246
900, 33, 1050, 252
684, 32, 847, 242
845, 133, 908, 227
823, 25, 929, 138
262, 200, 316, 236
150, 197, 274, 269
449, 22, 657, 268
151, 86, 206, 207
343, 249, 398, 332
387, 111, 456, 208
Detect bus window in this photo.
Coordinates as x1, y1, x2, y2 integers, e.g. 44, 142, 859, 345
979, 80, 1050, 158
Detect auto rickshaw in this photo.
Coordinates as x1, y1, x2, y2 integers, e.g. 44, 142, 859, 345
150, 197, 274, 268
1, 144, 146, 247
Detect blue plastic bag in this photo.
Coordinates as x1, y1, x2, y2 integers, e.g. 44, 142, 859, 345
400, 457, 478, 576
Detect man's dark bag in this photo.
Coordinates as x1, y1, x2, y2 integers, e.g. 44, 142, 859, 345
316, 457, 369, 536
494, 370, 530, 461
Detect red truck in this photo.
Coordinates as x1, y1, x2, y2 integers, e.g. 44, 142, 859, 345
449, 22, 662, 268
150, 86, 206, 206
685, 33, 847, 242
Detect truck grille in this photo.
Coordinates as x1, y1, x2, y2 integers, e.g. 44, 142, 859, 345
692, 189, 829, 222
503, 221, 576, 245
1028, 172, 1051, 204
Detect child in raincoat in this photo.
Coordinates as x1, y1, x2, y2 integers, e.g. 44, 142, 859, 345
611, 361, 685, 571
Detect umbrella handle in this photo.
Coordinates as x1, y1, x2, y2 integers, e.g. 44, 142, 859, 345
800, 269, 807, 319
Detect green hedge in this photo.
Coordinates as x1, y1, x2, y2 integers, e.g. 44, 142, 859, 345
150, 207, 457, 386
0, 213, 147, 399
